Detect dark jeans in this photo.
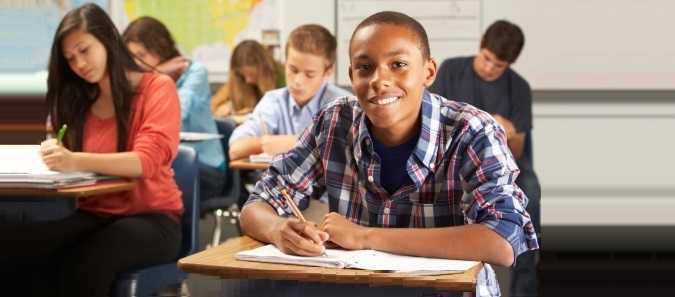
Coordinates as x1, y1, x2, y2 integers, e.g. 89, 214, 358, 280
0, 210, 181, 297
512, 166, 541, 297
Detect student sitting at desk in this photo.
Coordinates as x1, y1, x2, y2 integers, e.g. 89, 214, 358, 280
211, 40, 285, 119
123, 16, 226, 201
0, 4, 182, 297
239, 11, 538, 296
429, 20, 541, 297
228, 24, 351, 160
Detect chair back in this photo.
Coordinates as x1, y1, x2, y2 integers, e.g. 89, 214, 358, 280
172, 145, 200, 257
214, 118, 237, 193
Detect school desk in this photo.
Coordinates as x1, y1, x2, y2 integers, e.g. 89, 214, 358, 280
178, 235, 482, 292
229, 158, 270, 171
0, 179, 136, 198
0, 179, 135, 223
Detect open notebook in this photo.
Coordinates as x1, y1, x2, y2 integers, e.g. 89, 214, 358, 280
236, 244, 479, 275
0, 145, 108, 188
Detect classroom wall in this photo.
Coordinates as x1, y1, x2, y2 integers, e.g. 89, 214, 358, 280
282, 0, 675, 247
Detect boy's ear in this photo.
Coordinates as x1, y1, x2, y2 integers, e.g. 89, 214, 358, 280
423, 58, 438, 87
348, 64, 353, 83
323, 63, 335, 79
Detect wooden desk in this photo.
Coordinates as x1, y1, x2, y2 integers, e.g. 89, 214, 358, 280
229, 159, 270, 171
178, 236, 481, 292
0, 179, 136, 198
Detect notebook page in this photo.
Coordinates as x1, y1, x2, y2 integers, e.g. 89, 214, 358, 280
0, 145, 57, 175
345, 249, 479, 274
236, 244, 359, 268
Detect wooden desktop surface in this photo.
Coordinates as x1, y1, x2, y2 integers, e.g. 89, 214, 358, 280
0, 179, 136, 198
229, 159, 270, 171
178, 236, 481, 292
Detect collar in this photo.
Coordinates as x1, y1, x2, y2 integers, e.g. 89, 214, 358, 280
287, 82, 327, 115
353, 90, 442, 176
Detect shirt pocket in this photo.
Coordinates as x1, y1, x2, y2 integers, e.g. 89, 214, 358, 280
402, 192, 464, 228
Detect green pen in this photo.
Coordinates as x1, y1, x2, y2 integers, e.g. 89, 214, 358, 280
56, 124, 68, 145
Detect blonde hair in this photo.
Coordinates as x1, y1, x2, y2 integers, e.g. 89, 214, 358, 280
285, 24, 337, 68
228, 40, 278, 112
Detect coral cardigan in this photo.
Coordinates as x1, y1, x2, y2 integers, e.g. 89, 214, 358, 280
78, 73, 183, 219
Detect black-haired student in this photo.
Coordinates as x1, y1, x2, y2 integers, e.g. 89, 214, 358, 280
237, 11, 538, 296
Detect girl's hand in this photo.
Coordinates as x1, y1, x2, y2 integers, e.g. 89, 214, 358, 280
156, 56, 189, 79
40, 139, 79, 172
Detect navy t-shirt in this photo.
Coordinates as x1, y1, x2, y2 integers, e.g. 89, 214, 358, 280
429, 56, 533, 135
370, 129, 418, 195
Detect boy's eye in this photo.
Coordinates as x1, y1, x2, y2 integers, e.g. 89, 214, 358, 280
392, 61, 407, 69
355, 64, 371, 71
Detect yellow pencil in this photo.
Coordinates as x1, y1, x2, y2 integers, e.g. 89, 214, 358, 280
280, 189, 306, 222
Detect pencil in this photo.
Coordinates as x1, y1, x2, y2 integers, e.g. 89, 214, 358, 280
280, 189, 306, 222
280, 189, 326, 255
56, 124, 68, 145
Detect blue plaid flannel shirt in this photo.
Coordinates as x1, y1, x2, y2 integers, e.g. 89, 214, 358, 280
247, 90, 539, 296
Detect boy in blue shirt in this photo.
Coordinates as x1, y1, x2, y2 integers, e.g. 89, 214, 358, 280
238, 12, 538, 296
228, 24, 351, 160
430, 20, 540, 297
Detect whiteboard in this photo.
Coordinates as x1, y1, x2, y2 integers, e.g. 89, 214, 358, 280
336, 0, 483, 86
336, 0, 675, 90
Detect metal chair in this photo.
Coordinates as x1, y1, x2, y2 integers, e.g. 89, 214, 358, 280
201, 118, 242, 247
111, 145, 200, 297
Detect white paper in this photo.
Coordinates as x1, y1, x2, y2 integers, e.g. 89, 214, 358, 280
235, 244, 478, 274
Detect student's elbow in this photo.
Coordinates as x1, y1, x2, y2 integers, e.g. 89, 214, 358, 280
228, 138, 262, 160
492, 236, 515, 267
228, 142, 247, 160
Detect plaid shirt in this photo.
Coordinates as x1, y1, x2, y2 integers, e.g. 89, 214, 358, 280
247, 90, 539, 296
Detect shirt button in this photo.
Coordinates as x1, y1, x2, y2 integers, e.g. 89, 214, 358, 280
368, 175, 374, 182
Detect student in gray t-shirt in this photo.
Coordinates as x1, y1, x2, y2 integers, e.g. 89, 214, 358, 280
430, 20, 540, 297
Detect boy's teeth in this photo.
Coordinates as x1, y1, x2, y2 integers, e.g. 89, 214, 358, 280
376, 97, 398, 105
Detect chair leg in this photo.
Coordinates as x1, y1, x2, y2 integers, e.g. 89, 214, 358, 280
227, 204, 242, 235
180, 280, 190, 297
212, 209, 224, 247
129, 279, 138, 297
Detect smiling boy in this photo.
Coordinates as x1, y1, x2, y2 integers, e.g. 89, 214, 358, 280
240, 11, 538, 296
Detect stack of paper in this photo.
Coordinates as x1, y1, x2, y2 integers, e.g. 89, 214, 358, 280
236, 244, 479, 275
179, 132, 223, 142
249, 153, 274, 163
0, 145, 104, 189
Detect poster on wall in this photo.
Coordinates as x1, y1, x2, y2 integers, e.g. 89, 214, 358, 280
0, 0, 108, 73
114, 0, 281, 82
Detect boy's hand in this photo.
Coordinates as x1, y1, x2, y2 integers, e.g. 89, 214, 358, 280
40, 139, 79, 172
320, 212, 369, 250
493, 114, 516, 139
261, 135, 297, 155
270, 218, 329, 256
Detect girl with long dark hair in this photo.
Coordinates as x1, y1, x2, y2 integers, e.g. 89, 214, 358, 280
0, 4, 182, 296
